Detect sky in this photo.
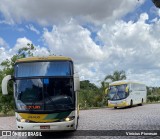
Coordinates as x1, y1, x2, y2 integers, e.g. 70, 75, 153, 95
0, 0, 160, 87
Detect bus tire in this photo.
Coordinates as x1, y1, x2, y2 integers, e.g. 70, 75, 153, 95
76, 117, 79, 129
139, 99, 143, 106
130, 100, 133, 108
142, 98, 143, 104
73, 116, 78, 131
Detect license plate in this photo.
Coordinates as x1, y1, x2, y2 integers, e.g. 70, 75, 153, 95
40, 125, 50, 129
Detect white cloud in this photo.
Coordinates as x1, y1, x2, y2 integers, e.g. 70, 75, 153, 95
43, 19, 104, 63
12, 37, 32, 52
0, 37, 31, 65
0, 37, 51, 66
0, 20, 13, 25
75, 62, 102, 85
40, 12, 160, 87
0, 38, 11, 68
16, 28, 25, 32
96, 13, 160, 86
0, 0, 144, 25
33, 46, 50, 56
26, 24, 40, 34
1, 1, 160, 87
0, 37, 8, 48
13, 37, 51, 57
0, 47, 10, 65
0, 38, 10, 67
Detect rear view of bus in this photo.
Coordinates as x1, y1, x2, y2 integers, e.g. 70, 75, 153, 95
107, 80, 147, 109
2, 56, 80, 131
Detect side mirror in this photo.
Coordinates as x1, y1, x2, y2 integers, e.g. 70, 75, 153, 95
74, 72, 80, 91
125, 86, 129, 93
2, 75, 12, 95
105, 88, 109, 95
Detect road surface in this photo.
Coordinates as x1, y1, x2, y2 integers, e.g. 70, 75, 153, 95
0, 104, 160, 138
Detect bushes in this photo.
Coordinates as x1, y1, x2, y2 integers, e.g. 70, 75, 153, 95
79, 80, 107, 109
79, 89, 106, 109
0, 44, 35, 115
147, 95, 160, 102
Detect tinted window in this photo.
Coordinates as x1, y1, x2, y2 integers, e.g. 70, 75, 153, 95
15, 61, 72, 77
15, 78, 74, 112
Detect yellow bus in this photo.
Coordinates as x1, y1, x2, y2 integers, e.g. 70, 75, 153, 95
2, 56, 80, 131
107, 80, 147, 109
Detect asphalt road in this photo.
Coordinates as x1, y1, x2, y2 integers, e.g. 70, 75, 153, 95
78, 103, 160, 130
1, 104, 160, 138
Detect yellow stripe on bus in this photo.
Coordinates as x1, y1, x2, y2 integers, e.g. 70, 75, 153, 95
19, 113, 59, 123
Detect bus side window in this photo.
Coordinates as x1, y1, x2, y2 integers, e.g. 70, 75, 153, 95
132, 84, 137, 91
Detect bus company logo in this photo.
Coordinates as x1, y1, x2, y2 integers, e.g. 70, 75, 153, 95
2, 131, 11, 136
28, 116, 40, 119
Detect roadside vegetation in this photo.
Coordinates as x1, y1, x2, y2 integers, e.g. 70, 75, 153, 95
0, 44, 160, 115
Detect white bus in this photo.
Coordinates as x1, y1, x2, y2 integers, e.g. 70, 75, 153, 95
107, 80, 147, 108
2, 56, 80, 131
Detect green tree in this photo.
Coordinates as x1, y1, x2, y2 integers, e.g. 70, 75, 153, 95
104, 70, 126, 82
100, 81, 109, 94
0, 44, 35, 114
79, 80, 105, 109
99, 81, 109, 106
80, 80, 98, 90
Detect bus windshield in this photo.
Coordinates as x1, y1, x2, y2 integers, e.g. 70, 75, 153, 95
108, 84, 128, 100
15, 61, 72, 77
15, 78, 75, 112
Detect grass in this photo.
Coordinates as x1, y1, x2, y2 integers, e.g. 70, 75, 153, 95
146, 101, 160, 104
80, 105, 108, 110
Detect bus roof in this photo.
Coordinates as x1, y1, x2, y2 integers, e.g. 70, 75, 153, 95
109, 80, 145, 86
16, 56, 72, 63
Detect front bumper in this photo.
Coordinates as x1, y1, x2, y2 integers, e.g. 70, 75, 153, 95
108, 100, 128, 108
16, 120, 75, 131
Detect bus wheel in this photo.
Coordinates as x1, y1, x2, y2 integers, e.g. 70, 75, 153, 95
76, 117, 79, 129
130, 100, 133, 108
142, 98, 143, 104
139, 99, 143, 106
73, 117, 78, 131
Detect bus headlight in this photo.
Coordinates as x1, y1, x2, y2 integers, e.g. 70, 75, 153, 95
65, 117, 70, 122
61, 116, 75, 122
17, 118, 30, 123
20, 119, 26, 122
